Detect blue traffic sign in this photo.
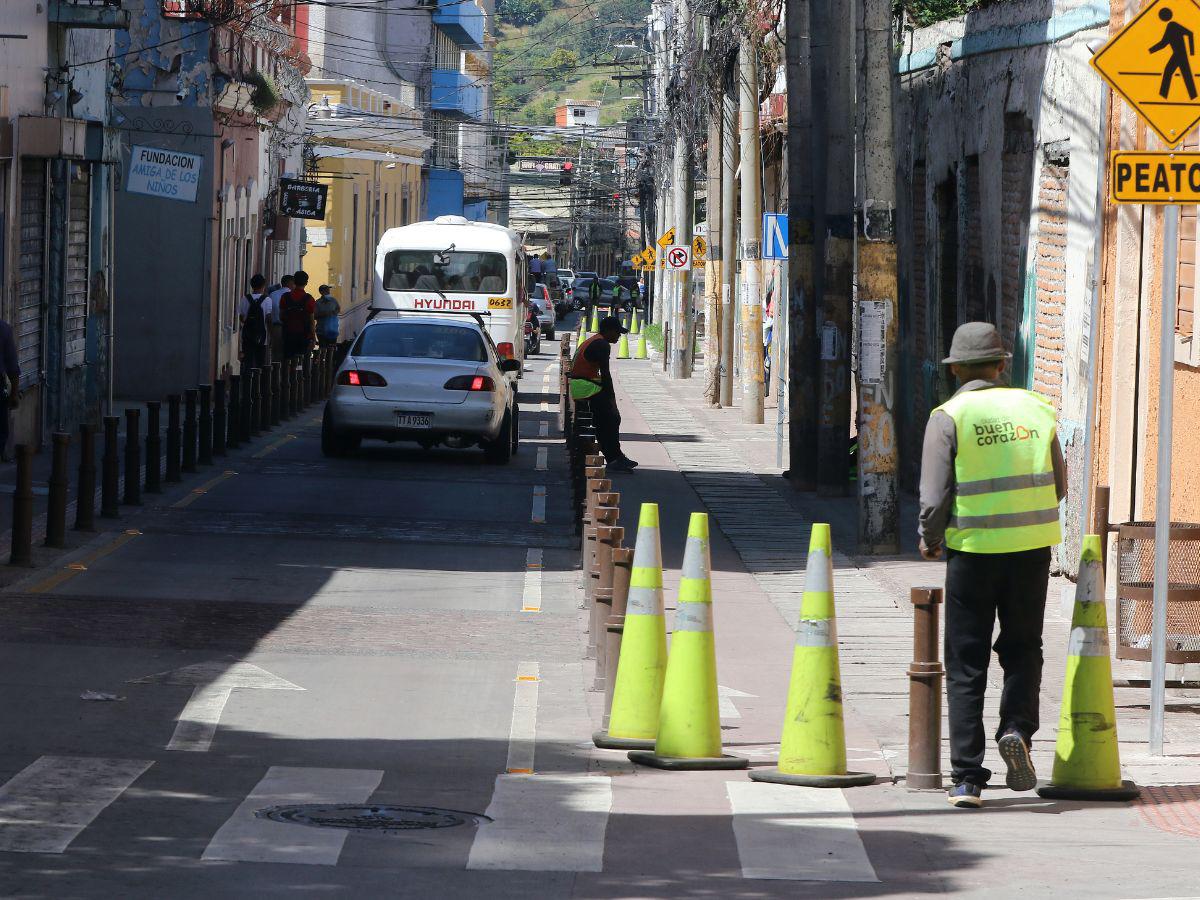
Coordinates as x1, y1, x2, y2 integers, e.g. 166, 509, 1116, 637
762, 213, 788, 259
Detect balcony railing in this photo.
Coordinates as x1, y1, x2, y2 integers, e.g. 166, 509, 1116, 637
50, 0, 129, 28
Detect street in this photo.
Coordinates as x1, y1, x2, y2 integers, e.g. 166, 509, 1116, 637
0, 321, 1191, 898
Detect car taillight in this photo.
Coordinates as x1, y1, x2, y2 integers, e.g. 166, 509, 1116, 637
497, 342, 514, 359
444, 374, 495, 391
337, 369, 387, 387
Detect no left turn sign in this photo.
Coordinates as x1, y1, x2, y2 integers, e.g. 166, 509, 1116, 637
665, 244, 691, 270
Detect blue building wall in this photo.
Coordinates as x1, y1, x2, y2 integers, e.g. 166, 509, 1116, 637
427, 168, 465, 219
432, 0, 484, 49
431, 69, 483, 120
463, 200, 488, 222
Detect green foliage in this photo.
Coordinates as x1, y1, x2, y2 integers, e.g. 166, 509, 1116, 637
643, 323, 664, 353
247, 69, 280, 114
898, 0, 986, 27
497, 0, 553, 27
544, 48, 580, 81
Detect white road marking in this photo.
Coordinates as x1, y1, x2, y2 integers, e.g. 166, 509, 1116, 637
131, 661, 304, 752
726, 781, 879, 882
0, 756, 152, 853
506, 662, 539, 774
522, 548, 543, 612
535, 447, 549, 471
531, 485, 547, 524
467, 774, 611, 872
718, 684, 757, 719
203, 766, 383, 865
539, 422, 549, 438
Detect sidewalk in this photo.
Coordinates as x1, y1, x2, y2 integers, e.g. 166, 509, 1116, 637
602, 351, 1200, 892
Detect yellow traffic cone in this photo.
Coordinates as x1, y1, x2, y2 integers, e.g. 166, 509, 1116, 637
630, 312, 641, 335
594, 502, 668, 750
616, 333, 630, 359
629, 513, 748, 770
634, 334, 648, 359
590, 308, 601, 332
749, 524, 875, 787
1037, 535, 1139, 801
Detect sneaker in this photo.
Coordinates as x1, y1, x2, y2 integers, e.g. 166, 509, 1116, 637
607, 457, 637, 472
947, 782, 983, 809
998, 731, 1037, 792
618, 456, 639, 468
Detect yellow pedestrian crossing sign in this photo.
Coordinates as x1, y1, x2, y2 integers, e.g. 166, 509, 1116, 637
692, 235, 707, 260
657, 227, 675, 248
1091, 0, 1200, 147
642, 246, 656, 270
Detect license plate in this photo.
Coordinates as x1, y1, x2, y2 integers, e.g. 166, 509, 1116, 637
395, 412, 432, 429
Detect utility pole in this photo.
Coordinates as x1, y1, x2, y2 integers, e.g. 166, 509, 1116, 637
669, 0, 693, 380
738, 32, 764, 424
816, 0, 853, 495
704, 105, 722, 404
786, 0, 818, 489
856, 0, 900, 552
720, 66, 738, 408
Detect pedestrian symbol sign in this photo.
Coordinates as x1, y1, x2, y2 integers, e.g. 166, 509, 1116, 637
657, 227, 675, 248
1091, 0, 1200, 147
692, 235, 706, 260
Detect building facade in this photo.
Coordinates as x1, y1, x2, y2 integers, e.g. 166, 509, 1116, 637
0, 0, 127, 445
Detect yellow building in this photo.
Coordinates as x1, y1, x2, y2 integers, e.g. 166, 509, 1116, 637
304, 78, 430, 341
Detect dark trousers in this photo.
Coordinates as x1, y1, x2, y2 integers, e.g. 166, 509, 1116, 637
242, 342, 269, 375
584, 393, 623, 462
945, 545, 1052, 786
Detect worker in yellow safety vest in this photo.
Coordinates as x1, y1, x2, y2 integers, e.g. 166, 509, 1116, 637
918, 322, 1065, 810
569, 316, 637, 472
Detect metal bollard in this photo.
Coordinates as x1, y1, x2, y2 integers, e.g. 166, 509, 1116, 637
240, 371, 254, 442
908, 587, 945, 791
75, 424, 95, 532
305, 352, 315, 405
259, 365, 271, 433
44, 432, 70, 548
280, 359, 292, 421
592, 523, 623, 692
123, 408, 142, 505
101, 416, 120, 517
165, 395, 182, 482
248, 369, 262, 438
213, 380, 227, 457
198, 384, 213, 466
270, 362, 282, 426
601, 546, 634, 730
182, 389, 198, 473
226, 376, 241, 450
588, 500, 619, 660
9, 444, 33, 565
145, 401, 162, 494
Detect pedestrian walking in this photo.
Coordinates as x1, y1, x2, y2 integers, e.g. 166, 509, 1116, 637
530, 254, 543, 284
0, 317, 19, 462
315, 284, 341, 348
268, 274, 294, 362
918, 322, 1065, 810
568, 315, 638, 472
238, 274, 273, 374
279, 270, 316, 362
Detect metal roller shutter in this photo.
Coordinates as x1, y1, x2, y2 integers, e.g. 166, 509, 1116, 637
64, 165, 90, 368
17, 160, 46, 389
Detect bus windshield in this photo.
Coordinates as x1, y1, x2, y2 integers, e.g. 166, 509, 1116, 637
382, 250, 509, 295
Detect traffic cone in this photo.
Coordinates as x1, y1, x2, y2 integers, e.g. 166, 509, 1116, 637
630, 312, 641, 335
594, 502, 668, 750
634, 334, 648, 359
616, 333, 630, 359
590, 308, 601, 332
1037, 535, 1139, 801
749, 524, 875, 787
629, 513, 748, 770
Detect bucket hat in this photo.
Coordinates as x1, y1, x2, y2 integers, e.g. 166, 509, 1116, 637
942, 322, 1011, 365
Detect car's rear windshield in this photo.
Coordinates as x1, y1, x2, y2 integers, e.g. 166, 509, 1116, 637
382, 250, 508, 294
354, 323, 487, 362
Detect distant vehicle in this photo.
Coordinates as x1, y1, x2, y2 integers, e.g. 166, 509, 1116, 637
543, 272, 563, 304
373, 216, 528, 373
528, 286, 556, 338
322, 313, 521, 464
558, 268, 576, 289
524, 308, 541, 355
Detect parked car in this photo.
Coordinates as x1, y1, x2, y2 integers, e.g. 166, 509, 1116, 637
322, 313, 521, 464
528, 292, 556, 339
558, 268, 576, 290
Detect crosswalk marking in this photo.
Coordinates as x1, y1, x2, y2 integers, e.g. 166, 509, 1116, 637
203, 766, 383, 865
726, 781, 879, 882
467, 774, 611, 872
0, 756, 152, 853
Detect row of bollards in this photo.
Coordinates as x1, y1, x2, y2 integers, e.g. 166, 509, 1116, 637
8, 345, 341, 568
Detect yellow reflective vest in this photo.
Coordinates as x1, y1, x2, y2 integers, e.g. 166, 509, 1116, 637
935, 387, 1062, 554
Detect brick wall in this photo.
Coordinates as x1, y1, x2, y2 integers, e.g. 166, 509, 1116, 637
1001, 115, 1034, 356
1032, 157, 1068, 410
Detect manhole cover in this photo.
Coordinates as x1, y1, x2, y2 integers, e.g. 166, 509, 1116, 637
255, 804, 491, 833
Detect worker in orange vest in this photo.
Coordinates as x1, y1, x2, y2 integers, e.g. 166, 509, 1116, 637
569, 316, 638, 472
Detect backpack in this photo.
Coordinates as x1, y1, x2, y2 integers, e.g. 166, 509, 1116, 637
280, 291, 310, 337
243, 294, 267, 345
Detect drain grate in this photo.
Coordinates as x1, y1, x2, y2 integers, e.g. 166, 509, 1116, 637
255, 804, 491, 833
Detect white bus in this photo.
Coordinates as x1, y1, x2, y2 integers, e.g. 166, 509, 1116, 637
372, 216, 528, 369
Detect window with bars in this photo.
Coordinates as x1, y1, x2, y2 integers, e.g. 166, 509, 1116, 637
428, 113, 460, 169
434, 27, 461, 71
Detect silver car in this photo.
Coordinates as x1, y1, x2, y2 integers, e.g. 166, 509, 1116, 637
322, 313, 521, 463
